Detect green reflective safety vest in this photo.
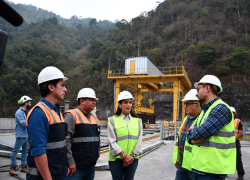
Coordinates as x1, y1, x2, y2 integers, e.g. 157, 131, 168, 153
172, 114, 201, 171
191, 99, 236, 174
108, 115, 142, 161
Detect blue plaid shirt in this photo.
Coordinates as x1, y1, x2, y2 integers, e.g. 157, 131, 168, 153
187, 97, 232, 175
179, 115, 198, 160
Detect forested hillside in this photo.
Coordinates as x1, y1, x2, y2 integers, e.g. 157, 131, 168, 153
1, 0, 250, 117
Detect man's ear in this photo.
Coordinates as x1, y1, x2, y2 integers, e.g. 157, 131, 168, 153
48, 84, 55, 92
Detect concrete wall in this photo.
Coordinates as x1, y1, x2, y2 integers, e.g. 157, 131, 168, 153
0, 118, 15, 133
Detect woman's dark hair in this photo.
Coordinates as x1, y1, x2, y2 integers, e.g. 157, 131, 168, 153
39, 79, 60, 97
114, 99, 138, 118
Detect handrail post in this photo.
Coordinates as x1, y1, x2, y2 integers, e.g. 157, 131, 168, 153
174, 124, 177, 141
243, 125, 246, 141
160, 121, 163, 140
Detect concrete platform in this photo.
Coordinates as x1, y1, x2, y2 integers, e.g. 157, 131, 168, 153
0, 139, 249, 180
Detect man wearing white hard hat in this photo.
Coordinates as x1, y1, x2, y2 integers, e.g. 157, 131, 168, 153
187, 75, 236, 180
64, 88, 100, 180
172, 89, 201, 180
231, 107, 245, 180
9, 96, 32, 176
26, 66, 68, 180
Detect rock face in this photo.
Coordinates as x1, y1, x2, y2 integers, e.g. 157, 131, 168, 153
141, 87, 250, 122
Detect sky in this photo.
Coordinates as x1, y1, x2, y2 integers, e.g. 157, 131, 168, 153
9, 0, 163, 22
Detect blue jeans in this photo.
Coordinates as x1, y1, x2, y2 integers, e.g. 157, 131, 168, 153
192, 172, 226, 180
109, 159, 139, 180
10, 138, 27, 168
175, 163, 192, 180
65, 166, 95, 180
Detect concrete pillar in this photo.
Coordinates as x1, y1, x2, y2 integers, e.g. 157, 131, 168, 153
173, 79, 179, 122
64, 100, 71, 112
115, 83, 121, 112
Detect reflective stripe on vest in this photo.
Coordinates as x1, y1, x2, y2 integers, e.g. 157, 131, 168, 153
108, 115, 141, 161
191, 99, 236, 174
66, 109, 100, 125
185, 146, 192, 153
27, 140, 66, 150
26, 102, 67, 178
71, 137, 100, 143
65, 109, 100, 143
234, 119, 241, 140
109, 116, 142, 141
27, 166, 38, 176
196, 141, 236, 149
172, 115, 200, 171
26, 102, 64, 125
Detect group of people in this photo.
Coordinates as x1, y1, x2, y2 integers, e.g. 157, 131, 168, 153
173, 75, 245, 180
9, 65, 245, 180
10, 66, 142, 180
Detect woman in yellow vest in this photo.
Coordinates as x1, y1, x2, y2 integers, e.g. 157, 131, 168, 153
108, 91, 142, 180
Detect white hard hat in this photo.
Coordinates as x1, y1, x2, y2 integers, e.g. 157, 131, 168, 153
118, 91, 134, 102
182, 89, 199, 101
38, 66, 68, 85
18, 95, 32, 105
77, 88, 98, 100
231, 107, 236, 113
194, 75, 222, 93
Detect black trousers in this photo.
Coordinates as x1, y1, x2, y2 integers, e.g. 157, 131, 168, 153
236, 140, 245, 177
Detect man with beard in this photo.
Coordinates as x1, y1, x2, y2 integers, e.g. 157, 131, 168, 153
64, 88, 100, 180
10, 95, 32, 176
187, 75, 236, 180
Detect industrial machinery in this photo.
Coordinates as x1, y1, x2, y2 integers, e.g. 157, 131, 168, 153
108, 57, 191, 122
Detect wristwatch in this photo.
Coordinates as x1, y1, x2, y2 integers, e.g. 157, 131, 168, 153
131, 153, 136, 157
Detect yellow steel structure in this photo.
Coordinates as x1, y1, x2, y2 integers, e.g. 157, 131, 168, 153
108, 66, 191, 122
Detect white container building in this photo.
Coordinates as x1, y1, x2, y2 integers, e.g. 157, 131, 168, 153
125, 57, 162, 76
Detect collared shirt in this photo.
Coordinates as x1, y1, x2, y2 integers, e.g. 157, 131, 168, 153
27, 98, 62, 156
15, 107, 27, 138
187, 97, 232, 175
108, 113, 142, 157
179, 115, 198, 160
64, 107, 96, 166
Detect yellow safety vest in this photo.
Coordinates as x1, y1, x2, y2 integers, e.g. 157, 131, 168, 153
191, 99, 236, 174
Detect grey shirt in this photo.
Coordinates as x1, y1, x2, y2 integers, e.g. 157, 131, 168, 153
64, 108, 99, 166
107, 113, 142, 157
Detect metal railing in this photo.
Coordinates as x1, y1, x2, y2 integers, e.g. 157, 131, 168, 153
242, 122, 250, 141
108, 66, 191, 88
160, 121, 182, 141
108, 66, 185, 77
159, 121, 250, 142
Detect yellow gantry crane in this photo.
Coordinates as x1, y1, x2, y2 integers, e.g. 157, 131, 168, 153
107, 57, 191, 122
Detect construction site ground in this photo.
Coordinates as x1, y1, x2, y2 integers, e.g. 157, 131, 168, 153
0, 131, 249, 180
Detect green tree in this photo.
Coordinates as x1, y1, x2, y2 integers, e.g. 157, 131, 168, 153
195, 41, 215, 64
226, 47, 250, 72
89, 18, 97, 26
148, 48, 163, 65
193, 8, 209, 18
217, 64, 231, 75
224, 1, 237, 17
